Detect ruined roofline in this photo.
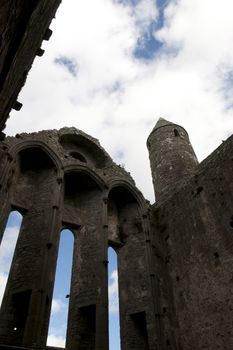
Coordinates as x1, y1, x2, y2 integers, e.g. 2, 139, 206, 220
7, 126, 109, 158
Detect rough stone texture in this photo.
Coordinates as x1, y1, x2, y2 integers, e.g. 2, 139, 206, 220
0, 121, 232, 350
147, 118, 199, 203
0, 0, 61, 131
0, 128, 155, 350
148, 121, 233, 350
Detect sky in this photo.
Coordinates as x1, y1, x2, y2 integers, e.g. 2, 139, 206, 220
0, 212, 23, 307
4, 0, 233, 202
1, 0, 233, 348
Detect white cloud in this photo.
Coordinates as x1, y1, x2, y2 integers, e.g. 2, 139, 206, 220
109, 269, 119, 314
133, 0, 158, 31
0, 225, 21, 306
47, 334, 65, 348
4, 0, 233, 203
51, 298, 64, 314
0, 227, 19, 273
0, 273, 7, 306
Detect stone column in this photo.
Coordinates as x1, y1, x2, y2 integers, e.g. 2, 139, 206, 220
66, 189, 108, 350
0, 172, 62, 348
0, 152, 14, 244
142, 211, 163, 350
117, 202, 156, 350
95, 195, 109, 350
22, 176, 63, 348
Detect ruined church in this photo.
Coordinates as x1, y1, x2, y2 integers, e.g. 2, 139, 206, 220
0, 1, 232, 350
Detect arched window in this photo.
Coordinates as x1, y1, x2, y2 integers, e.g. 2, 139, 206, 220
108, 247, 120, 350
0, 211, 23, 308
59, 133, 110, 168
47, 229, 74, 348
174, 129, 180, 137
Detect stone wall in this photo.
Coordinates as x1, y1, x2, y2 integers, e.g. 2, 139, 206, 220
149, 134, 233, 350
0, 128, 156, 350
0, 123, 232, 350
0, 0, 61, 132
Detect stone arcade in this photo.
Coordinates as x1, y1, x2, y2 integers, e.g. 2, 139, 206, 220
0, 1, 233, 349
0, 121, 232, 350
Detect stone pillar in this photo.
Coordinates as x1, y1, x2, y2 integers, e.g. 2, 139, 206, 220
0, 152, 14, 244
22, 176, 63, 347
117, 202, 156, 350
141, 211, 163, 350
66, 188, 108, 350
0, 170, 61, 348
96, 195, 109, 350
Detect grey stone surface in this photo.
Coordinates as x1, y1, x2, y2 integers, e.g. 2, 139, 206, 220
0, 128, 154, 350
148, 125, 233, 350
0, 0, 61, 131
0, 122, 232, 350
147, 119, 199, 203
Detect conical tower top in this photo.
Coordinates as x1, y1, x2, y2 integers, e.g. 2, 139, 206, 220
147, 118, 198, 202
148, 118, 188, 144
153, 117, 172, 130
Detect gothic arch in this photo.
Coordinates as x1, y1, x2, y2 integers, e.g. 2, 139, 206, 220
59, 133, 111, 169
8, 140, 63, 177
107, 182, 151, 350
64, 165, 107, 191
108, 180, 147, 211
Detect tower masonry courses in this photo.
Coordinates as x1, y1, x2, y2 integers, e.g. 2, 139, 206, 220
0, 119, 232, 350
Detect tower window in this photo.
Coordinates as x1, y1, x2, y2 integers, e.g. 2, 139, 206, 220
174, 129, 180, 137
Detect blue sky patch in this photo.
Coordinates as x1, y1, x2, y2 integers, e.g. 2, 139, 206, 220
224, 69, 233, 87
133, 0, 170, 60
134, 24, 163, 60
54, 56, 78, 77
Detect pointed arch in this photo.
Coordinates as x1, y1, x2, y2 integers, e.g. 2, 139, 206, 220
107, 184, 149, 350
108, 181, 147, 211
8, 141, 63, 177
59, 133, 111, 168
64, 166, 107, 192
107, 184, 144, 246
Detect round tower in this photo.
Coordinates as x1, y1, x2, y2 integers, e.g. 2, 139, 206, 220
147, 118, 198, 202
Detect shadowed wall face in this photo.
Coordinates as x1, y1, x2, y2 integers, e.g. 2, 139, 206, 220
0, 147, 58, 347
108, 187, 156, 350
149, 135, 233, 350
0, 126, 232, 350
0, 128, 154, 350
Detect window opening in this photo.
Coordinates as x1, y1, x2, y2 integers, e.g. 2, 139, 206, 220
108, 247, 120, 350
47, 229, 74, 348
0, 211, 23, 308
174, 129, 180, 137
